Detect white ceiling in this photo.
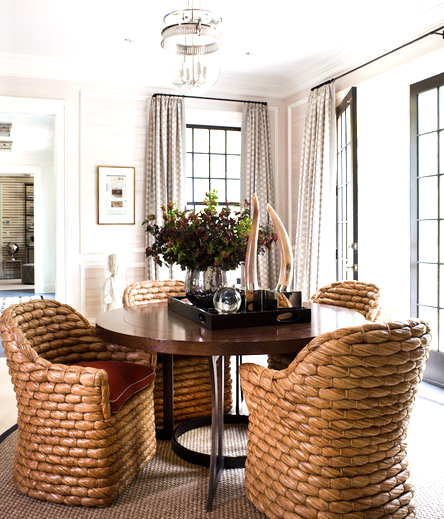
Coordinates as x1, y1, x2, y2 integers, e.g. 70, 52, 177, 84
1, 0, 444, 98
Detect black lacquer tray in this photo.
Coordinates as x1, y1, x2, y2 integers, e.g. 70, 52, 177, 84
168, 296, 311, 330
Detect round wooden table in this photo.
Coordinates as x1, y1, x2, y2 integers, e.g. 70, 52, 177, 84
95, 301, 365, 355
95, 301, 366, 511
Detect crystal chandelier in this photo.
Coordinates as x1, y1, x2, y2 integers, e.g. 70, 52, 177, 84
161, 1, 222, 93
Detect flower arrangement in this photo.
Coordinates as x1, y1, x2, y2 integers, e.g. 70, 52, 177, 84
144, 191, 278, 271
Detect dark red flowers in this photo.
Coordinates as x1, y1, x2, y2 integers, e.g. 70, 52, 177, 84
144, 191, 278, 271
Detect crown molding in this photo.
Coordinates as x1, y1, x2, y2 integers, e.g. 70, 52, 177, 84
0, 53, 167, 91
3, 31, 441, 103
0, 52, 301, 100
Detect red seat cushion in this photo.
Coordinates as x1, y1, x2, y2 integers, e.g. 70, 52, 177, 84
74, 361, 155, 413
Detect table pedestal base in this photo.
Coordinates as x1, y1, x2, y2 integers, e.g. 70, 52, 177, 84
171, 413, 248, 468
170, 356, 248, 512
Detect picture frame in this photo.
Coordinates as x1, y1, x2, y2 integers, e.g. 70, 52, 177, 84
98, 166, 135, 225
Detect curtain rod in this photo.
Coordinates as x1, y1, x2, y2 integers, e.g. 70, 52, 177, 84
152, 92, 267, 105
312, 24, 444, 91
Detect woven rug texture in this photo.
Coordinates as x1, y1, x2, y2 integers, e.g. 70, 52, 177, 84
0, 398, 443, 519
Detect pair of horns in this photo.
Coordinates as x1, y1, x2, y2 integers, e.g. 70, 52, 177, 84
245, 194, 293, 292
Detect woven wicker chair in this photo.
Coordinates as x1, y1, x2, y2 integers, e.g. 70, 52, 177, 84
122, 279, 232, 427
0, 299, 157, 507
122, 279, 186, 306
240, 319, 431, 519
268, 280, 384, 370
310, 280, 383, 321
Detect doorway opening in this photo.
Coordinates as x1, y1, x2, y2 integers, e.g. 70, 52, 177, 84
0, 174, 34, 283
0, 96, 67, 303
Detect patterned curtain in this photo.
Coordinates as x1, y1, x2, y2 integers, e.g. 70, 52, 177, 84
242, 102, 279, 289
294, 83, 336, 301
145, 95, 185, 280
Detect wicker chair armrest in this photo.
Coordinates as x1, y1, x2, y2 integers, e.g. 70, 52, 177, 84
239, 362, 288, 393
86, 331, 157, 369
27, 362, 112, 420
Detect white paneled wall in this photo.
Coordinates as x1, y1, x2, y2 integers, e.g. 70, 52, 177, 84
80, 93, 149, 317
80, 93, 148, 254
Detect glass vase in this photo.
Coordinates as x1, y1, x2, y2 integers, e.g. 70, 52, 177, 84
185, 267, 227, 308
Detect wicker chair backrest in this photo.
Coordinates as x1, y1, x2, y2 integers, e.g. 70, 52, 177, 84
287, 320, 430, 402
309, 280, 383, 321
1, 299, 99, 364
1, 298, 155, 367
122, 279, 185, 307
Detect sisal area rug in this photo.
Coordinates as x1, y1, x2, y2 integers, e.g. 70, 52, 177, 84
0, 397, 443, 519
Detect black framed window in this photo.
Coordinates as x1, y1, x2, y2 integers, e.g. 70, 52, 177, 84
411, 71, 444, 386
336, 87, 358, 281
186, 125, 241, 210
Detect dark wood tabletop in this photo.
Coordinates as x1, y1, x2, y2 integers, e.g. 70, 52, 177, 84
95, 301, 366, 357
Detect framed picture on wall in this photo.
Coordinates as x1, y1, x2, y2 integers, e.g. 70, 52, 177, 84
98, 166, 135, 224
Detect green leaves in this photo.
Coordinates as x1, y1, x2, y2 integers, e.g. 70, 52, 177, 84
145, 190, 277, 271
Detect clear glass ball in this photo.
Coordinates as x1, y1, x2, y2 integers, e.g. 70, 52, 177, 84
213, 286, 242, 314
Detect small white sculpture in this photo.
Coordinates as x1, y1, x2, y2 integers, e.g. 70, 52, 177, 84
102, 254, 126, 312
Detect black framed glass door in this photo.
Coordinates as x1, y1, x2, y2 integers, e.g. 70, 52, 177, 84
336, 87, 358, 281
411, 72, 444, 387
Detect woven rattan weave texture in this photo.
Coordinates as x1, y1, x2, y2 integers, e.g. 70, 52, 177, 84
122, 279, 186, 306
309, 280, 383, 321
268, 280, 383, 371
240, 319, 431, 519
122, 280, 232, 426
0, 299, 157, 507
